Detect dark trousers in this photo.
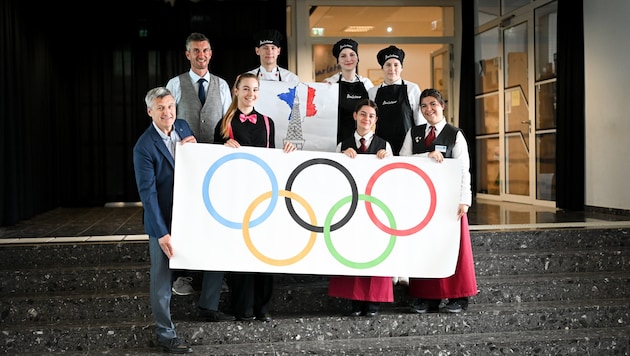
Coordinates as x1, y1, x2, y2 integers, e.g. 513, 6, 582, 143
229, 272, 273, 317
352, 300, 380, 313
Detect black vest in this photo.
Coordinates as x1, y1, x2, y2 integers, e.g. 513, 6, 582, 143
340, 135, 387, 154
410, 123, 461, 158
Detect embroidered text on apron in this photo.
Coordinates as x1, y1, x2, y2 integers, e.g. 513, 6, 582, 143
336, 74, 369, 143
373, 81, 413, 155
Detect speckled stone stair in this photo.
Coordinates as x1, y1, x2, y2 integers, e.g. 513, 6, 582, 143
3, 301, 629, 354
1, 271, 629, 325
1, 228, 628, 355
143, 327, 630, 356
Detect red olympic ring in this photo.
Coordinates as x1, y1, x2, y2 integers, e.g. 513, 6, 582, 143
364, 162, 437, 236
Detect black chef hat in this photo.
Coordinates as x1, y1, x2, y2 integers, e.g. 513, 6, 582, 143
377, 45, 405, 67
332, 38, 359, 59
254, 29, 283, 48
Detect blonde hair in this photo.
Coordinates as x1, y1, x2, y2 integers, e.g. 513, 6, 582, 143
219, 72, 259, 139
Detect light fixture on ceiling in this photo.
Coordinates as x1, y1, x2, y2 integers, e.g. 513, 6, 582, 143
312, 28, 325, 36
343, 26, 374, 33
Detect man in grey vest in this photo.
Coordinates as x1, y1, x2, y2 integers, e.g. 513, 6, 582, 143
165, 32, 232, 298
166, 32, 231, 144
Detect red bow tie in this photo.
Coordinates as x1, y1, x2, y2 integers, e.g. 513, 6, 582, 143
239, 113, 257, 124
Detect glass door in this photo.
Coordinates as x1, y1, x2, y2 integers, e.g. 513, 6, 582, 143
475, 12, 539, 204
474, 1, 558, 207
533, 2, 557, 204
502, 16, 533, 202
474, 26, 502, 197
431, 45, 453, 124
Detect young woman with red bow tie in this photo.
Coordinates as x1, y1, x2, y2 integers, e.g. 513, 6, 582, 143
213, 72, 296, 322
214, 72, 295, 152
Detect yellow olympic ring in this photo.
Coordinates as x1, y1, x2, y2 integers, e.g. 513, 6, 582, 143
243, 189, 318, 266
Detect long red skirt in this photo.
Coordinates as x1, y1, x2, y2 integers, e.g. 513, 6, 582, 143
408, 214, 478, 299
328, 276, 394, 302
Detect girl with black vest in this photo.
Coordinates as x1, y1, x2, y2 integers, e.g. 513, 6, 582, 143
214, 73, 297, 322
399, 88, 477, 314
328, 99, 393, 317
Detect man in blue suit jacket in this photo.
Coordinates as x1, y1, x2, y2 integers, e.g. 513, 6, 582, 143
133, 87, 233, 354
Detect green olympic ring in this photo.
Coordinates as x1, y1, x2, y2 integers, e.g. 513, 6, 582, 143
323, 193, 397, 269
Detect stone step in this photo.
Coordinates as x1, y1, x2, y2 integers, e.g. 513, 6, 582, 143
1, 245, 626, 296
0, 241, 150, 269
472, 227, 630, 251
2, 300, 628, 354
1, 228, 627, 354
1, 271, 628, 325
1, 228, 627, 270
473, 246, 629, 276
127, 327, 630, 356
473, 271, 630, 303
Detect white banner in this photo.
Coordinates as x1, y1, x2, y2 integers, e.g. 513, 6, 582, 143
171, 144, 463, 278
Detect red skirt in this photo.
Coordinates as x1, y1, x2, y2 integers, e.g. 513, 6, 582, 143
408, 214, 478, 299
328, 275, 394, 302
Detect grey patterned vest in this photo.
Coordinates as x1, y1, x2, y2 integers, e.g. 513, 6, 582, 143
177, 73, 224, 143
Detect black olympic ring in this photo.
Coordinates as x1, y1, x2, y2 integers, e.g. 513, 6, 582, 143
284, 158, 359, 233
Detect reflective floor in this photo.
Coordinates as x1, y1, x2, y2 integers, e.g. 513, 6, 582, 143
467, 199, 630, 231
1, 199, 630, 242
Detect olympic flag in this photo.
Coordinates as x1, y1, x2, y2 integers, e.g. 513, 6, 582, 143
171, 144, 464, 278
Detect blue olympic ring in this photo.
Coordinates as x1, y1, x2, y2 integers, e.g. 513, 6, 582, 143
202, 152, 278, 229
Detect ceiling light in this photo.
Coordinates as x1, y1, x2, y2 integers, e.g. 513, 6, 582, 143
343, 26, 374, 33
312, 28, 325, 36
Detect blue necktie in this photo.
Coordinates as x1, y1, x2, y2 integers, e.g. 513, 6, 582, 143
198, 78, 206, 105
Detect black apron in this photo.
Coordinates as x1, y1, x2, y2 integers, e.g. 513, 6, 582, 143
373, 81, 413, 155
336, 74, 369, 143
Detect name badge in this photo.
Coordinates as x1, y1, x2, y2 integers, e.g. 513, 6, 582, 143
435, 145, 447, 153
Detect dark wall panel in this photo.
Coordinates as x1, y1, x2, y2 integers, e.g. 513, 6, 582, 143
1, 0, 287, 226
